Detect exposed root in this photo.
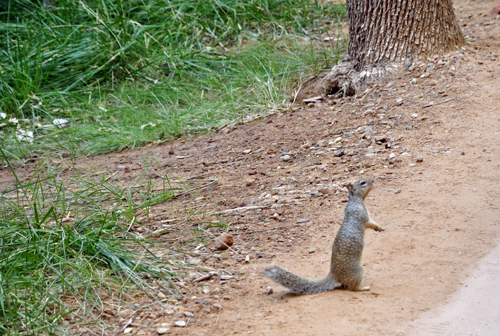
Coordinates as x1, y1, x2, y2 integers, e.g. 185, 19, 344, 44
295, 59, 400, 103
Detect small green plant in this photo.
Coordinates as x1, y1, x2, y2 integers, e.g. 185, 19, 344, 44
0, 148, 201, 334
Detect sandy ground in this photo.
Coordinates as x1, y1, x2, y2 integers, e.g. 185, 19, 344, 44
1, 0, 500, 335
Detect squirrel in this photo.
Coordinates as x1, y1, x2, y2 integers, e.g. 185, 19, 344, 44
263, 179, 385, 294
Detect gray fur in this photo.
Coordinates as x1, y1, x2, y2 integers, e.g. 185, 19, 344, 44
263, 179, 384, 294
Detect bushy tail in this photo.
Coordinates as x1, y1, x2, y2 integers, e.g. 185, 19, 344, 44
263, 266, 340, 295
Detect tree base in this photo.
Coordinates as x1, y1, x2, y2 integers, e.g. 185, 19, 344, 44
295, 59, 399, 103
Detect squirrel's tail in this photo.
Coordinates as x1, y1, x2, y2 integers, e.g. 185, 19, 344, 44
263, 266, 340, 295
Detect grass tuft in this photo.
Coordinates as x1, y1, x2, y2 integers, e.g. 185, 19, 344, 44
0, 0, 346, 159
0, 148, 203, 333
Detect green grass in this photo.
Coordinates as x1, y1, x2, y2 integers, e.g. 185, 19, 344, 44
0, 0, 346, 159
0, 148, 219, 334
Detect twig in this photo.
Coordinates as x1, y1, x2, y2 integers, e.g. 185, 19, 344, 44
212, 205, 266, 215
116, 315, 134, 335
423, 98, 453, 108
193, 273, 212, 282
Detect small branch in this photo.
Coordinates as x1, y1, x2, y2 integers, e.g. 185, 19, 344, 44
422, 98, 453, 108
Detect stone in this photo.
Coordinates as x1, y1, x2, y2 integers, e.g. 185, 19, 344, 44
184, 311, 194, 318
334, 149, 344, 157
282, 155, 291, 161
124, 327, 134, 334
213, 303, 223, 309
174, 321, 186, 327
490, 5, 500, 14
395, 189, 402, 194
263, 286, 274, 295
416, 157, 424, 162
215, 233, 234, 250
157, 327, 170, 335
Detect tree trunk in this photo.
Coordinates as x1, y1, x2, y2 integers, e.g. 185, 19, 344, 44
298, 0, 465, 100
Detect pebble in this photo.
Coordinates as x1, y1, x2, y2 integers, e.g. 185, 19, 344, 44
157, 327, 170, 335
213, 303, 223, 309
334, 149, 344, 157
282, 155, 291, 161
174, 321, 186, 327
416, 157, 424, 162
215, 233, 234, 250
297, 219, 309, 223
184, 311, 194, 318
124, 327, 134, 334
389, 153, 396, 159
53, 118, 70, 128
409, 163, 416, 167
411, 78, 417, 84
395, 189, 402, 194
263, 286, 274, 295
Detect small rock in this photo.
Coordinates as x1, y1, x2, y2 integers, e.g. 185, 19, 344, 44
416, 157, 424, 162
308, 249, 315, 254
490, 5, 500, 14
168, 147, 175, 155
245, 255, 251, 263
318, 188, 330, 195
263, 286, 274, 295
213, 303, 223, 309
242, 149, 252, 154
409, 163, 416, 167
461, 151, 465, 155
124, 327, 134, 334
389, 153, 396, 159
174, 321, 186, 327
157, 327, 170, 335
215, 233, 234, 250
411, 78, 417, 85
395, 99, 403, 106
297, 219, 309, 223
116, 165, 127, 170
395, 189, 402, 194
282, 154, 291, 161
184, 311, 194, 318
53, 118, 70, 128
334, 149, 345, 157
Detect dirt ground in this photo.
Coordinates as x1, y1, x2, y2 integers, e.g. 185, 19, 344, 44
2, 0, 500, 335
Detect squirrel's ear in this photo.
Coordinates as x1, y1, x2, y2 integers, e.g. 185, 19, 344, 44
346, 183, 354, 193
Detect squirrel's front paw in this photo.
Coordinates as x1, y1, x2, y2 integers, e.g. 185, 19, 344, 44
374, 227, 385, 232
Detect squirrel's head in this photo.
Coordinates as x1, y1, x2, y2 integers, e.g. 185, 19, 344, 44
346, 179, 374, 200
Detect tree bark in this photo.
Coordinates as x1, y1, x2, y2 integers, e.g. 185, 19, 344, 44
297, 0, 465, 100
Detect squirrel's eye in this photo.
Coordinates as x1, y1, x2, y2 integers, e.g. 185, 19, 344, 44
359, 180, 366, 185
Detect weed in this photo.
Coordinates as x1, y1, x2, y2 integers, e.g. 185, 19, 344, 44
0, 148, 209, 333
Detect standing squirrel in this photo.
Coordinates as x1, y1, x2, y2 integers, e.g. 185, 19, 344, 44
263, 179, 385, 294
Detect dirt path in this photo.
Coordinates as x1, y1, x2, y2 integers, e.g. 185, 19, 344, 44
1, 0, 500, 335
